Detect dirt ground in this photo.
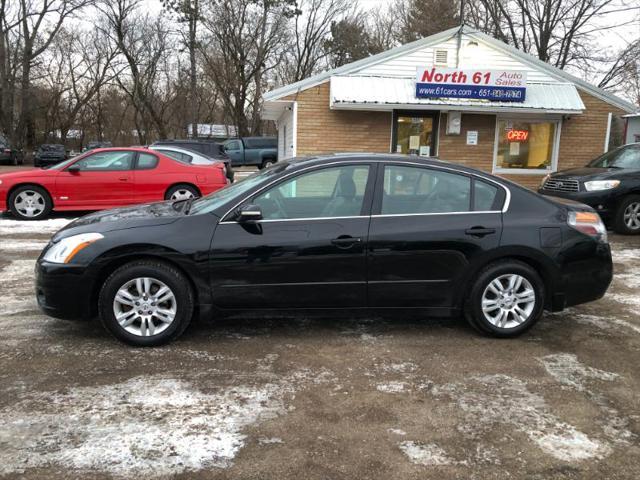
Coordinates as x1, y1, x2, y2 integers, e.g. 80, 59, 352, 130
0, 211, 639, 480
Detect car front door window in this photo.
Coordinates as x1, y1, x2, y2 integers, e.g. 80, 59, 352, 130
74, 151, 134, 171
253, 165, 370, 220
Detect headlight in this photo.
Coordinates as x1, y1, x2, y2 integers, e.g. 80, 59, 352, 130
540, 174, 550, 188
584, 180, 620, 191
43, 232, 104, 264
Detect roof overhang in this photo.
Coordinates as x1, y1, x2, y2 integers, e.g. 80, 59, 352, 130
330, 76, 585, 115
262, 100, 295, 121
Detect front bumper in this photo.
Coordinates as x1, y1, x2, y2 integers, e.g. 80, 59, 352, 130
35, 260, 94, 320
538, 188, 617, 222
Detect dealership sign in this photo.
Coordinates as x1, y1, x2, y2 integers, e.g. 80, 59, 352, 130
415, 68, 527, 102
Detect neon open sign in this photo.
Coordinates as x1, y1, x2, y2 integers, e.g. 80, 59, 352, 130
507, 129, 529, 141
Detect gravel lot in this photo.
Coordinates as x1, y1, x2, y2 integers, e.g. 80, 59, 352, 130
0, 212, 639, 479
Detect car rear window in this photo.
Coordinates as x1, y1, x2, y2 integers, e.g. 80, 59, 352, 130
137, 152, 159, 170
474, 180, 499, 211
243, 137, 277, 149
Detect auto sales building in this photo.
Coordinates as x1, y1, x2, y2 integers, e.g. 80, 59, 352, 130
263, 26, 636, 189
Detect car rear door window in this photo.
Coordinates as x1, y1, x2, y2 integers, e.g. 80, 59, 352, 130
381, 165, 471, 214
74, 151, 134, 171
474, 180, 499, 211
137, 153, 159, 170
253, 165, 370, 220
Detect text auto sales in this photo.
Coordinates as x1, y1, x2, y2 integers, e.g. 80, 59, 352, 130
415, 68, 527, 102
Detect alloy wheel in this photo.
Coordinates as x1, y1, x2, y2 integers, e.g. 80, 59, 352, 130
14, 190, 45, 218
623, 202, 640, 230
170, 189, 195, 201
481, 274, 536, 329
112, 277, 177, 337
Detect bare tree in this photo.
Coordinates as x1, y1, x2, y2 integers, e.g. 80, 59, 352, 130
466, 0, 631, 70
100, 0, 173, 140
200, 0, 293, 136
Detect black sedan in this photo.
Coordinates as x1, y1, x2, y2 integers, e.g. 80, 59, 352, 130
33, 144, 67, 167
36, 154, 613, 346
539, 143, 640, 234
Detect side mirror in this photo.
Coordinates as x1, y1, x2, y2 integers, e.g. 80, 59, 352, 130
67, 164, 81, 173
238, 204, 262, 222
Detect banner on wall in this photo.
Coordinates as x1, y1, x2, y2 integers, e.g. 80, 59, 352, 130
415, 67, 527, 102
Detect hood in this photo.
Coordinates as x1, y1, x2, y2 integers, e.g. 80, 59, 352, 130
0, 168, 57, 181
53, 201, 187, 240
551, 167, 621, 180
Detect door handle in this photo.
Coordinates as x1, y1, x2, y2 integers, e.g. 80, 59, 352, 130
118, 176, 129, 181
465, 227, 496, 238
331, 235, 362, 248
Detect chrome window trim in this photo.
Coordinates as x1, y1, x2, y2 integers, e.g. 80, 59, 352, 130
219, 159, 511, 223
371, 211, 501, 218
219, 215, 369, 225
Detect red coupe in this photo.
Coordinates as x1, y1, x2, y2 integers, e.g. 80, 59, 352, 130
0, 147, 228, 220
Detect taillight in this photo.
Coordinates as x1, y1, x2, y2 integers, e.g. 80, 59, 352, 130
568, 211, 607, 243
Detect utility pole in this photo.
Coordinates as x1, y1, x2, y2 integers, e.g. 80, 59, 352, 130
456, 0, 466, 67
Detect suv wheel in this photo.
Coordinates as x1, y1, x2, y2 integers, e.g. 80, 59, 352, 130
465, 260, 544, 337
99, 260, 194, 346
613, 195, 640, 234
8, 185, 52, 220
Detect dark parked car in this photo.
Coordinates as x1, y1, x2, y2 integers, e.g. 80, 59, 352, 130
0, 134, 24, 165
539, 143, 640, 234
151, 139, 234, 182
84, 141, 113, 152
36, 154, 612, 346
223, 137, 277, 169
34, 144, 67, 167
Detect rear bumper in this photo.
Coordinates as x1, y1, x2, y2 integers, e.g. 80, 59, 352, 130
35, 260, 94, 320
560, 243, 613, 309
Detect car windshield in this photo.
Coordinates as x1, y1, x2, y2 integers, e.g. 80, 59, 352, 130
40, 144, 64, 152
47, 157, 78, 170
588, 146, 640, 169
188, 165, 285, 216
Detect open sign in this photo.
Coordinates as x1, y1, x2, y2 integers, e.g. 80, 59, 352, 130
507, 129, 529, 141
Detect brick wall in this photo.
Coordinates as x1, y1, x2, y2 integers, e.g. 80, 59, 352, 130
286, 82, 391, 156
289, 83, 626, 189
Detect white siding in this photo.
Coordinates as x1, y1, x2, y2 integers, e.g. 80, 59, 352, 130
354, 33, 558, 83
277, 105, 296, 159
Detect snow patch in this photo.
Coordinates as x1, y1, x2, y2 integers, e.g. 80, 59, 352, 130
0, 217, 72, 235
610, 248, 640, 262
0, 373, 317, 476
538, 353, 618, 391
376, 381, 409, 393
433, 374, 610, 461
0, 239, 48, 252
399, 441, 452, 466
574, 313, 640, 335
378, 362, 418, 374
388, 428, 407, 436
607, 293, 640, 308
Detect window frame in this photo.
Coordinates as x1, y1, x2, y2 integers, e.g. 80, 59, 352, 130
372, 162, 506, 216
492, 115, 562, 176
224, 162, 378, 223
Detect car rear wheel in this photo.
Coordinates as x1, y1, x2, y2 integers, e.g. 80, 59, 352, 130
260, 159, 276, 170
98, 260, 194, 347
8, 185, 52, 220
165, 184, 200, 201
613, 195, 640, 235
465, 260, 544, 337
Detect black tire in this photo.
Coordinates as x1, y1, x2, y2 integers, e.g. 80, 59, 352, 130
613, 195, 640, 235
260, 158, 276, 170
225, 162, 235, 182
8, 185, 53, 220
464, 260, 544, 337
98, 260, 195, 347
164, 184, 200, 201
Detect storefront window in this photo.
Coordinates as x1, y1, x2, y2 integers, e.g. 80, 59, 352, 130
395, 115, 434, 156
495, 119, 558, 172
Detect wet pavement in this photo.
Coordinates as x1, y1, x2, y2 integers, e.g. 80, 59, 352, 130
0, 213, 639, 479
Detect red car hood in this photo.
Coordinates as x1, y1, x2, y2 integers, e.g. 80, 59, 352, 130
0, 168, 57, 182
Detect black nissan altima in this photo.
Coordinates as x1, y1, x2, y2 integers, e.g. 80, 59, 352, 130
35, 154, 613, 346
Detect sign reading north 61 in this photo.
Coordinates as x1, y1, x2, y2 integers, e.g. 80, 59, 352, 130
415, 67, 527, 103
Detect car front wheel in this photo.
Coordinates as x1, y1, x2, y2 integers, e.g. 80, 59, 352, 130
465, 260, 544, 337
98, 260, 194, 346
8, 185, 52, 220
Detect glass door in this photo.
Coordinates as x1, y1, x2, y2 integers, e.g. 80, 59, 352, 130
393, 112, 437, 157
